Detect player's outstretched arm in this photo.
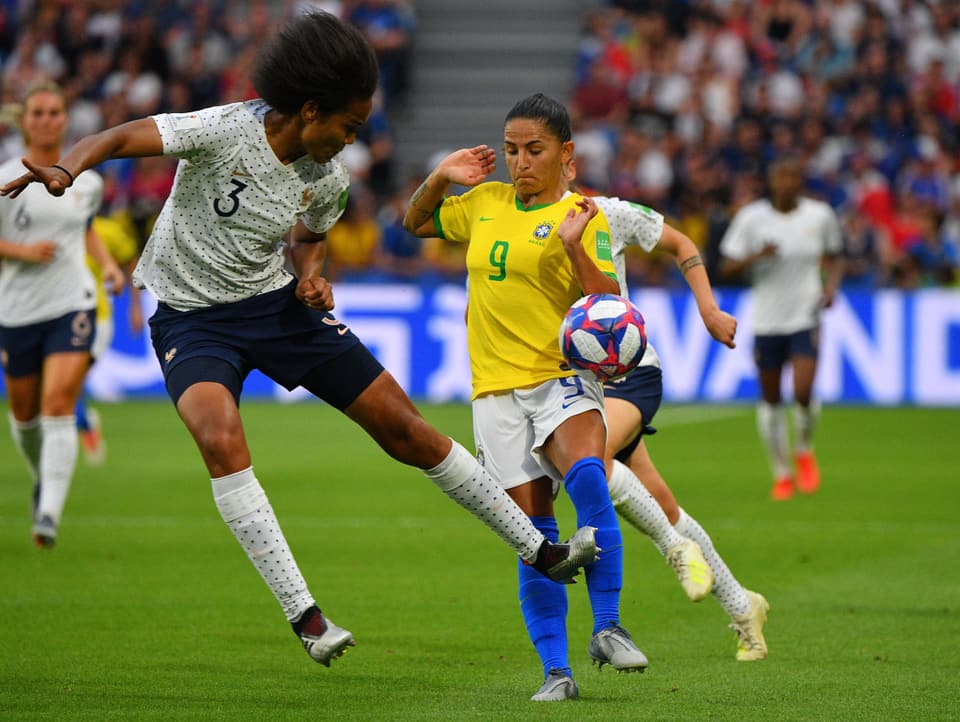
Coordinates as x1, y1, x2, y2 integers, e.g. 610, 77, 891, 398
402, 145, 496, 236
660, 223, 737, 349
0, 118, 163, 199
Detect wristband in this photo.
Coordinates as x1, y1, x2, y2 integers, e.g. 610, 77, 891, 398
51, 164, 75, 186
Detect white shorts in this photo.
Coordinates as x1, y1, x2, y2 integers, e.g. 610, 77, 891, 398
472, 375, 605, 490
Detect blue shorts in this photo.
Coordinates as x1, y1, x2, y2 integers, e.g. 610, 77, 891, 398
603, 364, 662, 462
149, 280, 384, 407
754, 328, 818, 371
0, 309, 96, 377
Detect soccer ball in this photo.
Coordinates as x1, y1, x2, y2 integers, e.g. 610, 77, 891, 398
558, 293, 647, 382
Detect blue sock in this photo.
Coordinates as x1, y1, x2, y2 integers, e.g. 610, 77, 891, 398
518, 515, 570, 678
76, 398, 90, 432
564, 456, 622, 634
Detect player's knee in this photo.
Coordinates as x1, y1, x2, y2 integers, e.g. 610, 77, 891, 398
41, 389, 81, 417
383, 416, 446, 467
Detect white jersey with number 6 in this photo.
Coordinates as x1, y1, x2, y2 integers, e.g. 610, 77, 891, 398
0, 159, 102, 326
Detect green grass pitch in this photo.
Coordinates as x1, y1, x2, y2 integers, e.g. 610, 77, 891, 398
1, 401, 957, 720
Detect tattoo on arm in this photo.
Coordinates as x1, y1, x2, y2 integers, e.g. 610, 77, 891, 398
680, 255, 704, 275
411, 180, 430, 205
409, 179, 441, 228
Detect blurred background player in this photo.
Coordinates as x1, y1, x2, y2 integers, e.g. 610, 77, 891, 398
719, 156, 845, 500
0, 80, 123, 548
75, 212, 142, 465
1, 13, 595, 664
404, 94, 646, 702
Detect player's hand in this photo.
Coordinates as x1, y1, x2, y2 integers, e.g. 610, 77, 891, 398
128, 298, 144, 334
296, 274, 335, 311
17, 240, 58, 263
0, 159, 72, 198
756, 242, 778, 260
102, 263, 126, 296
437, 146, 496, 187
557, 197, 598, 250
703, 307, 737, 349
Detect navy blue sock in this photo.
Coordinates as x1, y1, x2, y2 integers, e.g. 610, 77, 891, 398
564, 456, 623, 634
76, 398, 90, 432
518, 515, 570, 678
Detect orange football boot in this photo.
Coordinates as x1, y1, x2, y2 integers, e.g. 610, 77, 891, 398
795, 451, 820, 494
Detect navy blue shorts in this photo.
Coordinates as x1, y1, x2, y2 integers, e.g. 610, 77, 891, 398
149, 280, 384, 407
603, 364, 662, 463
0, 309, 96, 377
754, 328, 818, 371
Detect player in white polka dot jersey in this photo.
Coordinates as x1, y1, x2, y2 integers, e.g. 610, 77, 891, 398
1, 12, 598, 668
567, 159, 770, 660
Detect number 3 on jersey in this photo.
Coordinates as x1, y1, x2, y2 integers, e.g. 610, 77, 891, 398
489, 240, 509, 281
214, 178, 248, 217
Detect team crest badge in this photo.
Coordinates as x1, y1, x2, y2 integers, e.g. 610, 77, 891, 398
533, 222, 553, 240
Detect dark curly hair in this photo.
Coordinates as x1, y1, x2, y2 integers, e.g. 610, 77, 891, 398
252, 11, 379, 115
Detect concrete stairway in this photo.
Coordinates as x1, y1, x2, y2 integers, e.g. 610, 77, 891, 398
389, 0, 599, 185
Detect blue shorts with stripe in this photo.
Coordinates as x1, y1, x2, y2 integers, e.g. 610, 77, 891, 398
0, 309, 96, 377
149, 280, 383, 408
602, 364, 662, 463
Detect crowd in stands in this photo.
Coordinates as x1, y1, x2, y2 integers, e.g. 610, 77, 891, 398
0, 0, 956, 290
571, 0, 959, 290
0, 0, 419, 278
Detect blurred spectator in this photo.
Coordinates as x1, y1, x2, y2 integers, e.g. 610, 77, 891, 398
325, 185, 382, 281
346, 1, 415, 107
566, 0, 960, 290
376, 177, 428, 281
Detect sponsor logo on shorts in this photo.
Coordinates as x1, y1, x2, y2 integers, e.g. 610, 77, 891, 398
164, 347, 177, 364
321, 316, 350, 335
71, 311, 92, 346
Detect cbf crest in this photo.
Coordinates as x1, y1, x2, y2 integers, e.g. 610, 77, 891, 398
533, 222, 553, 240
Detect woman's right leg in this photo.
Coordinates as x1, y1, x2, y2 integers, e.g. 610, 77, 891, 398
508, 479, 576, 701
174, 372, 352, 665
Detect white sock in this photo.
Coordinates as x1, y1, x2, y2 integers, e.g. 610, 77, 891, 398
756, 402, 791, 479
608, 460, 685, 555
9, 413, 41, 483
423, 439, 544, 561
793, 401, 820, 453
36, 415, 78, 524
211, 467, 314, 622
674, 508, 750, 618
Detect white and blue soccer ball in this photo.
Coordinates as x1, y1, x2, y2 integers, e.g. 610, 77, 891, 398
559, 293, 647, 382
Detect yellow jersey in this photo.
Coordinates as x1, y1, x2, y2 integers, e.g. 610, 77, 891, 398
435, 183, 618, 398
88, 213, 139, 321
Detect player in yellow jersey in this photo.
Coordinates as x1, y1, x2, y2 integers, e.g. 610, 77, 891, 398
76, 213, 142, 465
404, 93, 647, 701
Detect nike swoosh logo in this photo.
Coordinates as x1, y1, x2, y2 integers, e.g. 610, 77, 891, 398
479, 216, 495, 222
338, 326, 349, 336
